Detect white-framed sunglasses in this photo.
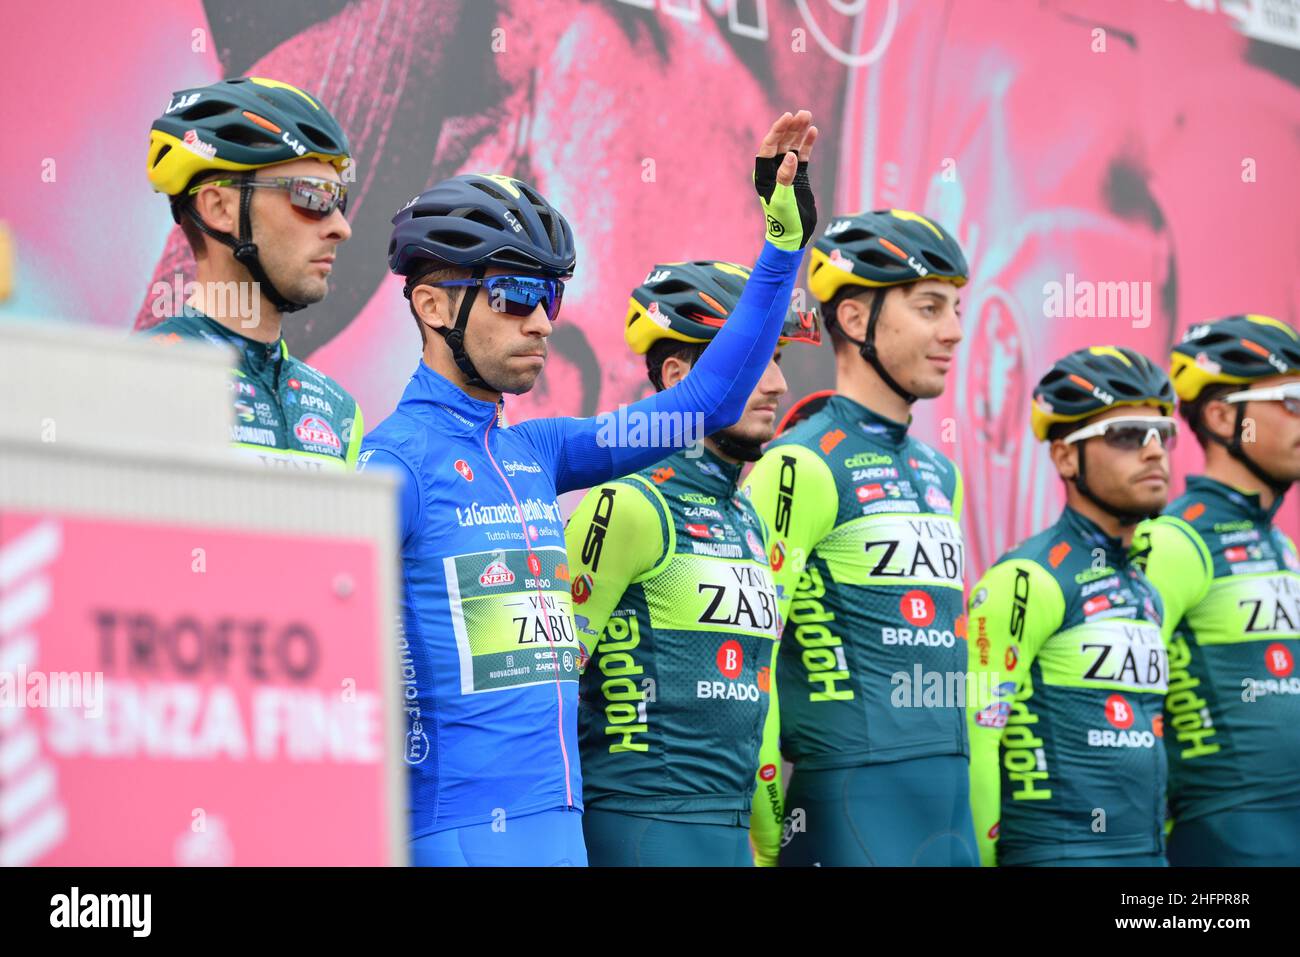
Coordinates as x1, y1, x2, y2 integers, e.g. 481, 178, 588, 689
1224, 382, 1300, 415
1062, 415, 1178, 451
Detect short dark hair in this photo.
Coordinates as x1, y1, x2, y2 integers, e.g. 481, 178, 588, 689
405, 266, 469, 345
645, 339, 707, 392
1179, 382, 1236, 450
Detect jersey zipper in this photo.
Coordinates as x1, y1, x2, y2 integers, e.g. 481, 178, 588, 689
480, 419, 574, 809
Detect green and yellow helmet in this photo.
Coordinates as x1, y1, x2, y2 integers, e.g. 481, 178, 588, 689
625, 259, 820, 355
1031, 346, 1175, 441
148, 76, 351, 198
806, 208, 968, 304
1169, 314, 1300, 401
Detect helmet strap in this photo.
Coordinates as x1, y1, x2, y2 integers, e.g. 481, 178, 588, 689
1073, 442, 1158, 528
709, 430, 764, 463
181, 174, 307, 315
1209, 403, 1293, 500
435, 265, 497, 393
830, 290, 918, 405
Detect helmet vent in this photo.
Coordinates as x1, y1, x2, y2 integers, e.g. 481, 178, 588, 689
214, 123, 280, 149
298, 124, 339, 151
180, 100, 235, 122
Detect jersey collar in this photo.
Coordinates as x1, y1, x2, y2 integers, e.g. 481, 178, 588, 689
1061, 505, 1130, 566
182, 305, 286, 378
666, 444, 744, 495
827, 394, 910, 448
398, 359, 503, 433
1185, 474, 1285, 523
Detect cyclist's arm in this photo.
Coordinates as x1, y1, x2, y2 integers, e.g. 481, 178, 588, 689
1132, 517, 1212, 641
966, 558, 1064, 867
563, 477, 668, 661
520, 241, 800, 493
743, 443, 839, 622
344, 403, 365, 470
750, 638, 783, 866
356, 448, 422, 545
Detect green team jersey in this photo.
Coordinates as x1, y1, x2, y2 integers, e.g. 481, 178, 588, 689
143, 307, 363, 470
744, 395, 968, 773
1136, 475, 1300, 824
967, 506, 1168, 866
564, 446, 784, 864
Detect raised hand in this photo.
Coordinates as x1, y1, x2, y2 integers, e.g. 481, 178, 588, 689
753, 110, 819, 250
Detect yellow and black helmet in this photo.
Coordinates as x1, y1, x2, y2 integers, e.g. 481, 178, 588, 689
625, 259, 820, 355
1031, 346, 1174, 441
1170, 314, 1300, 402
806, 208, 968, 304
148, 76, 351, 198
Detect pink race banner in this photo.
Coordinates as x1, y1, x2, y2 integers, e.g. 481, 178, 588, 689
0, 512, 398, 866
1, 0, 1297, 569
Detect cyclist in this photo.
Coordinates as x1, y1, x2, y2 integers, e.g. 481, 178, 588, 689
968, 347, 1175, 866
744, 208, 976, 865
1137, 315, 1300, 865
564, 260, 821, 867
142, 77, 362, 469
358, 111, 819, 866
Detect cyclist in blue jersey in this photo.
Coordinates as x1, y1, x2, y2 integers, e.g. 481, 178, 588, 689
359, 111, 820, 866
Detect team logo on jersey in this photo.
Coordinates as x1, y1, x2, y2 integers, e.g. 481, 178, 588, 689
1005, 645, 1020, 670
899, 590, 936, 627
479, 559, 515, 587
745, 529, 766, 563
975, 701, 1010, 728
1083, 595, 1112, 617
527, 552, 542, 576
757, 665, 771, 693
770, 540, 786, 572
454, 459, 474, 482
759, 763, 777, 782
1182, 502, 1206, 522
1104, 694, 1135, 729
717, 640, 744, 679
287, 378, 301, 390
696, 459, 725, 479
970, 587, 988, 610
555, 563, 570, 582
293, 414, 341, 450
571, 574, 594, 605
924, 485, 952, 514
820, 429, 846, 454
651, 466, 675, 485
234, 401, 255, 423
685, 523, 711, 539
1048, 541, 1072, 569
856, 483, 885, 503
1265, 643, 1294, 678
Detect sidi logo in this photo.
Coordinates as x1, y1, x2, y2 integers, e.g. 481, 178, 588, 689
50, 887, 151, 937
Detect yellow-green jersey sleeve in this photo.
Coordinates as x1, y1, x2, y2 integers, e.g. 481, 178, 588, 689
1133, 516, 1213, 642
750, 638, 783, 866
966, 558, 1065, 866
344, 402, 365, 469
563, 477, 669, 665
744, 443, 839, 622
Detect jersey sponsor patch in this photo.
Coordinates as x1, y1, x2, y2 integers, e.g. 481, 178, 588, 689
837, 514, 966, 588
293, 414, 341, 451
444, 546, 579, 694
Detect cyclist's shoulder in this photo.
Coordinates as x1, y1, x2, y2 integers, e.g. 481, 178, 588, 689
138, 310, 221, 345
985, 522, 1073, 590
281, 353, 358, 412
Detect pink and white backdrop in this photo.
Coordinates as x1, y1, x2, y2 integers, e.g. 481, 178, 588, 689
3, 0, 1298, 573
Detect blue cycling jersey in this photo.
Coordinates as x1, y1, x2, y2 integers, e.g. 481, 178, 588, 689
359, 240, 801, 838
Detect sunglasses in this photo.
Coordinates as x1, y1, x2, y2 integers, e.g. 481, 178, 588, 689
1225, 382, 1300, 416
430, 275, 566, 322
190, 175, 349, 219
1063, 416, 1178, 451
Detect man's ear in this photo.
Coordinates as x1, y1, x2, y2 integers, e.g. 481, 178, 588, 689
190, 182, 239, 236
835, 294, 871, 342
411, 284, 453, 335
1049, 438, 1078, 480
1200, 396, 1237, 443
659, 354, 692, 390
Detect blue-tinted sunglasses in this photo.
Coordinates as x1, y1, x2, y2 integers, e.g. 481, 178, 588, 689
430, 275, 565, 322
